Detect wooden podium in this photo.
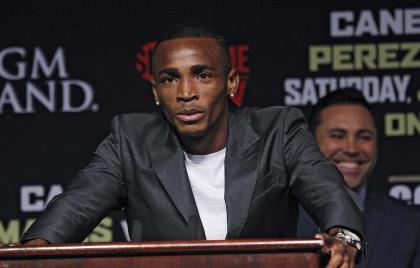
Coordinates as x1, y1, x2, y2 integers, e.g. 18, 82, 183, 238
0, 239, 323, 268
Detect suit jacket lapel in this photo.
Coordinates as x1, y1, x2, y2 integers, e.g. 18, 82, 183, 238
148, 108, 261, 239
149, 122, 201, 230
225, 109, 261, 238
365, 192, 385, 262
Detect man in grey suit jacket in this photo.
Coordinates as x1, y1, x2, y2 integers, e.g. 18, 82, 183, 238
297, 88, 420, 267
22, 24, 364, 267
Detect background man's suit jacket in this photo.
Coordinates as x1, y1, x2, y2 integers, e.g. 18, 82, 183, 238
23, 106, 364, 243
298, 192, 420, 268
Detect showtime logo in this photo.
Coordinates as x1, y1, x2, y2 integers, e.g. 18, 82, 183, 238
0, 47, 98, 114
135, 41, 250, 106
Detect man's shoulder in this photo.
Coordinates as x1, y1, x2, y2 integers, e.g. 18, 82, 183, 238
367, 193, 420, 220
236, 105, 308, 134
117, 112, 162, 123
237, 105, 305, 123
366, 193, 420, 258
113, 112, 163, 128
383, 195, 420, 215
110, 112, 167, 138
239, 105, 298, 116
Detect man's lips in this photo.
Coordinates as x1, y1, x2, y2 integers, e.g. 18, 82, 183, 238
176, 110, 205, 123
336, 161, 362, 174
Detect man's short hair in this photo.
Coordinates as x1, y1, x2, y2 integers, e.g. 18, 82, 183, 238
151, 23, 231, 75
309, 88, 373, 133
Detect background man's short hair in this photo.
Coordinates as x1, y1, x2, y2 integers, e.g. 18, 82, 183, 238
151, 23, 231, 75
309, 88, 373, 133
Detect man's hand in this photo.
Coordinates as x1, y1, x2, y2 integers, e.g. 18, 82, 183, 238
22, 239, 49, 246
316, 232, 358, 268
2, 239, 49, 247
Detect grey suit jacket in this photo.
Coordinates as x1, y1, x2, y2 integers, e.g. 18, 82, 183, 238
23, 106, 364, 243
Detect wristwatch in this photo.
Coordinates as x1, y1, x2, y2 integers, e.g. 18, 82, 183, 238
333, 229, 362, 251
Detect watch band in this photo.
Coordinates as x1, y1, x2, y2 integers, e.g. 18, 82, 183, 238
333, 229, 362, 251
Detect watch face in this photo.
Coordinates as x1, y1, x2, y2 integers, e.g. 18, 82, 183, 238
336, 230, 362, 252
342, 229, 362, 241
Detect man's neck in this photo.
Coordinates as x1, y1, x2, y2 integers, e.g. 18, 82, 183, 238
352, 183, 368, 210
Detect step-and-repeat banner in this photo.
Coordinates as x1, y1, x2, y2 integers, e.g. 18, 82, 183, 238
1, 0, 419, 243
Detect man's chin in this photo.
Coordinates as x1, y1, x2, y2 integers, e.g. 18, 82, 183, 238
343, 175, 364, 191
177, 126, 207, 138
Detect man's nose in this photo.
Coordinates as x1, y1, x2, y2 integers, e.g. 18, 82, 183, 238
343, 137, 358, 155
177, 79, 198, 102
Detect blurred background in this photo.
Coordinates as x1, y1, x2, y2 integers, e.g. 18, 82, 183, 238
1, 0, 419, 243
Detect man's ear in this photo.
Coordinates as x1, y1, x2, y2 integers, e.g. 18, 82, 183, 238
151, 80, 160, 105
227, 69, 239, 97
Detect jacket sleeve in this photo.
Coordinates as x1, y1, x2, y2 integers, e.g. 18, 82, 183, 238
21, 116, 127, 244
282, 107, 365, 239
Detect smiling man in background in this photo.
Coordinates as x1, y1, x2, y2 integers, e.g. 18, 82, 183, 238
298, 88, 420, 267
311, 89, 377, 195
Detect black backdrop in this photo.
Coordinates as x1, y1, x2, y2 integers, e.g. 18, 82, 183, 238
1, 0, 419, 243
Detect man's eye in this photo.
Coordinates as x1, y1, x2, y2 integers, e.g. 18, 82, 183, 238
160, 76, 176, 84
197, 73, 212, 80
329, 133, 344, 139
359, 134, 373, 141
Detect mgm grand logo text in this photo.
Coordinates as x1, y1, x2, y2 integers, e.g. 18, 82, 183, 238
0, 47, 98, 114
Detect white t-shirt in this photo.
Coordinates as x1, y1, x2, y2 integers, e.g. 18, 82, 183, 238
184, 148, 227, 240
